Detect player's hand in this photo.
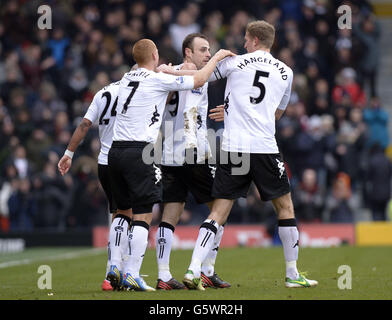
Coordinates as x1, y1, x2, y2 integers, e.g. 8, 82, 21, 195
213, 49, 236, 62
209, 105, 225, 122
157, 63, 174, 74
181, 62, 197, 71
58, 155, 72, 176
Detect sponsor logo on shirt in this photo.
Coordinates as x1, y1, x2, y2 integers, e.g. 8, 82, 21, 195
191, 87, 203, 94
175, 76, 184, 84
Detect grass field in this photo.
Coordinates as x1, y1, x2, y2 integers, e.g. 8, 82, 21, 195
0, 246, 391, 300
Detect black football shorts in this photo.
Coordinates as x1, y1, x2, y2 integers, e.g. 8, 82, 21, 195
212, 151, 290, 201
97, 163, 117, 214
162, 163, 216, 204
108, 141, 162, 214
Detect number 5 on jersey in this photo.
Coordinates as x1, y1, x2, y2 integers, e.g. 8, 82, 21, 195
250, 70, 269, 104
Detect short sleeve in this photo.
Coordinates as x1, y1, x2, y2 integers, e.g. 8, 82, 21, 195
208, 56, 237, 82
183, 86, 205, 113
156, 73, 195, 92
83, 91, 101, 124
277, 70, 293, 111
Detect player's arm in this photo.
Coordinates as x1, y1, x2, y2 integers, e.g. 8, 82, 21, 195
57, 118, 92, 176
209, 105, 225, 122
192, 49, 235, 88
275, 108, 285, 121
157, 62, 197, 76
275, 71, 293, 121
164, 63, 196, 103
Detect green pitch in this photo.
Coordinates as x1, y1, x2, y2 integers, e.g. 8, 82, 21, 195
0, 246, 391, 300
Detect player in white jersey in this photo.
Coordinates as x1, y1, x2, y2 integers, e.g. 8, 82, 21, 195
57, 81, 132, 291
182, 21, 318, 289
155, 33, 230, 290
106, 38, 234, 291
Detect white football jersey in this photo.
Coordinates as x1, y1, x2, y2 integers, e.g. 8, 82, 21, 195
161, 65, 210, 166
113, 68, 194, 144
84, 81, 120, 165
210, 50, 293, 153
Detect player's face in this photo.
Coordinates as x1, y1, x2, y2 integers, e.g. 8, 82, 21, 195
244, 32, 256, 53
189, 37, 211, 69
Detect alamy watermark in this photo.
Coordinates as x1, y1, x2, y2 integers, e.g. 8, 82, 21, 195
337, 5, 352, 30
337, 265, 352, 289
37, 265, 52, 290
37, 5, 52, 30
141, 123, 252, 176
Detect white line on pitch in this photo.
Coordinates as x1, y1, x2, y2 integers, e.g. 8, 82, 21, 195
0, 248, 105, 269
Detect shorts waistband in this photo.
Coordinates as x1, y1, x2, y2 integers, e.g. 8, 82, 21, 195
111, 141, 150, 148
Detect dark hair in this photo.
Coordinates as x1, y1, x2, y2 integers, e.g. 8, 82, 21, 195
182, 33, 208, 58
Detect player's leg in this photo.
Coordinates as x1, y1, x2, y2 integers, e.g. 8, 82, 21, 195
120, 145, 161, 292
271, 193, 318, 287
122, 209, 155, 291
185, 163, 233, 289
155, 166, 187, 289
98, 163, 132, 291
201, 201, 231, 288
183, 198, 233, 290
250, 153, 317, 288
183, 153, 250, 290
155, 202, 186, 289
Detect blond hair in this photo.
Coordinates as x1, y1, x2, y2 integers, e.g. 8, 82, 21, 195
132, 39, 157, 65
246, 20, 275, 49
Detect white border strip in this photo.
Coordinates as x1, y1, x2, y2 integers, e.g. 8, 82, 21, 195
0, 248, 105, 269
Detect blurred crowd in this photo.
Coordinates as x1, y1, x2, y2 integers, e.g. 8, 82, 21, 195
0, 0, 391, 233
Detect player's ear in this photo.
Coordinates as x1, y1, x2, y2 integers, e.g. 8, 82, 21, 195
152, 49, 159, 62
184, 47, 193, 58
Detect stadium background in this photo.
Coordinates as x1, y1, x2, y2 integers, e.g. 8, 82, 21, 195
0, 0, 392, 252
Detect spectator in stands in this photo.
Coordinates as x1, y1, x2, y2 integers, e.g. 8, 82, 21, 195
324, 172, 360, 222
334, 108, 367, 189
8, 177, 37, 231
31, 81, 67, 129
169, 8, 200, 55
363, 96, 389, 150
353, 13, 381, 98
0, 0, 386, 231
364, 143, 392, 221
332, 68, 366, 109
292, 168, 324, 222
0, 163, 18, 232
32, 161, 70, 229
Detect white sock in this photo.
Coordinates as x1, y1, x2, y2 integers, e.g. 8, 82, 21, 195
105, 258, 110, 278
156, 222, 175, 282
124, 222, 149, 278
188, 219, 219, 278
278, 219, 299, 280
201, 224, 224, 277
120, 226, 130, 273
108, 215, 130, 267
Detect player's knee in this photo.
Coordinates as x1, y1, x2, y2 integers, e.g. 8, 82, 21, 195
272, 194, 295, 218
